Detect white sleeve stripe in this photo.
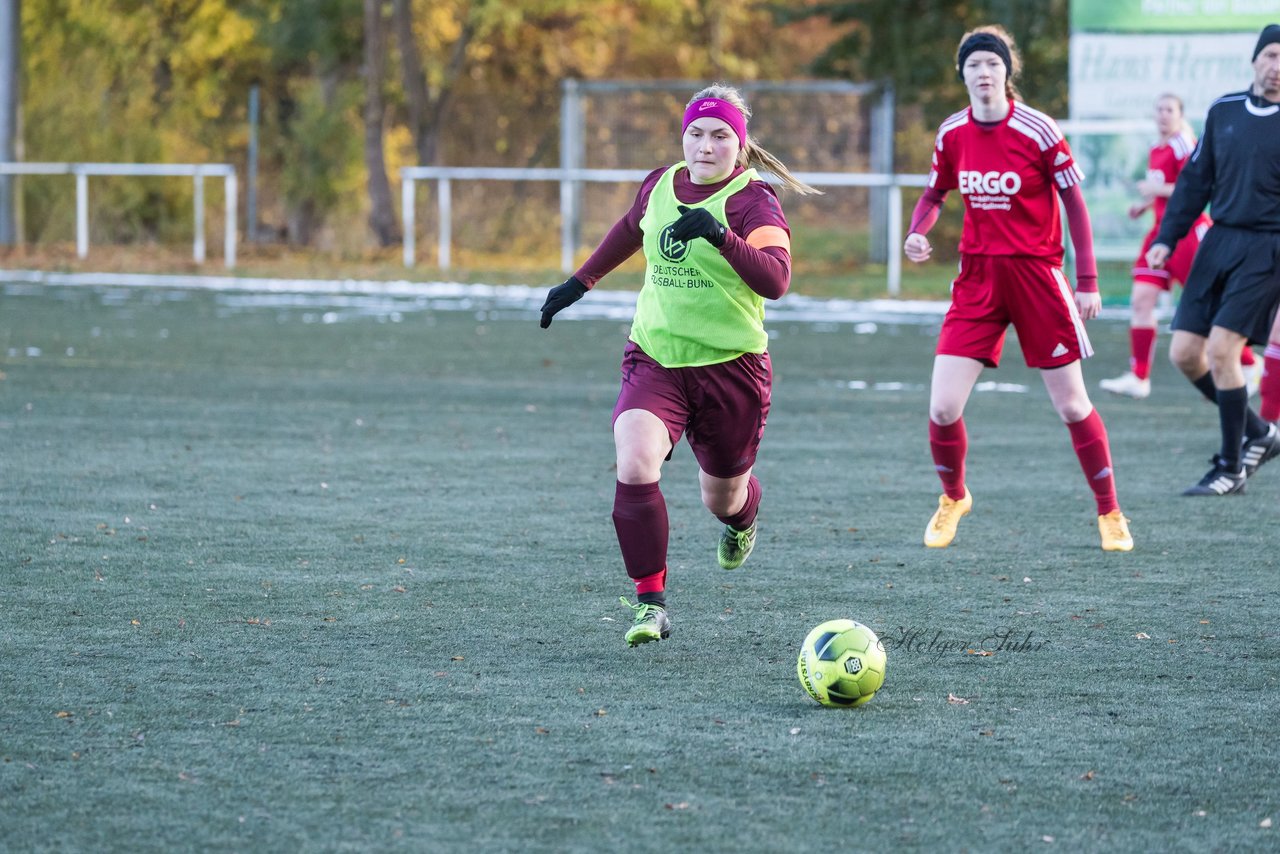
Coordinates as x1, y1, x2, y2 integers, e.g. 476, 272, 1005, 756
936, 111, 969, 151
941, 108, 970, 128
1009, 112, 1069, 152
1022, 111, 1064, 142
1008, 117, 1053, 151
1170, 130, 1195, 159
1055, 165, 1084, 189
1015, 104, 1065, 143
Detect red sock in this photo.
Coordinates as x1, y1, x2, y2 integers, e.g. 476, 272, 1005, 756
1129, 326, 1157, 380
717, 475, 761, 530
929, 418, 968, 500
633, 568, 666, 598
1261, 342, 1280, 422
1066, 409, 1119, 515
612, 481, 668, 585
1240, 346, 1257, 367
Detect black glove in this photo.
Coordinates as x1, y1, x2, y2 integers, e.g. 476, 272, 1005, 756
539, 276, 588, 328
669, 205, 727, 248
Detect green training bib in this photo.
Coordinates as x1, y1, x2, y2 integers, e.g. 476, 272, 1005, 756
632, 163, 768, 368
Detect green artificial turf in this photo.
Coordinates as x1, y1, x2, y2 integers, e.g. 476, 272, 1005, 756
1, 283, 1277, 851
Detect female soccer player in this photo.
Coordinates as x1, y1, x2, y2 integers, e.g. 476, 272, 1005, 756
1099, 93, 1257, 400
539, 84, 817, 646
903, 25, 1133, 552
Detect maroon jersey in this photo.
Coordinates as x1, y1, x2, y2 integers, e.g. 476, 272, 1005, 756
928, 102, 1083, 264
574, 165, 792, 299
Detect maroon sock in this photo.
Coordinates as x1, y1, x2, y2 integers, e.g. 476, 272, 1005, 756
716, 475, 762, 530
612, 481, 668, 585
1066, 409, 1119, 515
929, 418, 968, 500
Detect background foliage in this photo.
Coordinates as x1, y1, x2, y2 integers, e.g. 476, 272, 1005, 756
14, 1, 1072, 268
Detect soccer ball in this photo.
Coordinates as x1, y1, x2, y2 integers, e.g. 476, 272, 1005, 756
796, 619, 886, 708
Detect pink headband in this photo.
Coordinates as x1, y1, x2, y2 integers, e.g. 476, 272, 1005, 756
682, 98, 747, 148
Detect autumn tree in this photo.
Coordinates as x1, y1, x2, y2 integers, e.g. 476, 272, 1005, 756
20, 0, 260, 243
363, 0, 399, 246
789, 0, 1070, 130
13, 0, 866, 256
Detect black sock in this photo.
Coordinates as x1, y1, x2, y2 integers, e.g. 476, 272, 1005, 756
1244, 406, 1270, 442
638, 591, 665, 608
1217, 386, 1248, 472
1192, 372, 1217, 403
1197, 371, 1269, 440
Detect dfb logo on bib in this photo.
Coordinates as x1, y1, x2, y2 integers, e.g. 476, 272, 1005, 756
958, 170, 1022, 196
658, 222, 691, 262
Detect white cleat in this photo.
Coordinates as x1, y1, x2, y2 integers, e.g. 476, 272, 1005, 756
1243, 361, 1263, 398
1099, 371, 1151, 400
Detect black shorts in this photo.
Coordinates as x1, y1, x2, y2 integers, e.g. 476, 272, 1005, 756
1171, 225, 1280, 345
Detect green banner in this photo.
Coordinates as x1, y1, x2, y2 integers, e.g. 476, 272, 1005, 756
1072, 0, 1280, 32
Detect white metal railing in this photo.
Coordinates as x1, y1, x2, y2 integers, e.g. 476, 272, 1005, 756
400, 166, 929, 295
0, 162, 237, 267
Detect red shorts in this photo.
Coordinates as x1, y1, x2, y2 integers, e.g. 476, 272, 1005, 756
1132, 215, 1211, 289
937, 254, 1093, 369
612, 342, 771, 478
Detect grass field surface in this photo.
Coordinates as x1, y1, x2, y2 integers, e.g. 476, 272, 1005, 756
2, 280, 1277, 851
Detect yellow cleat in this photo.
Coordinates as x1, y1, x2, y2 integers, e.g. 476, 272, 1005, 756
1098, 510, 1134, 552
924, 488, 972, 548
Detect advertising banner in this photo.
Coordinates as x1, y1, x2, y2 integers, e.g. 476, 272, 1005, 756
1070, 0, 1278, 118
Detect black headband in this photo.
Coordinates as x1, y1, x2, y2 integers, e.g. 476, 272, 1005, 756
1254, 23, 1280, 61
957, 32, 1012, 82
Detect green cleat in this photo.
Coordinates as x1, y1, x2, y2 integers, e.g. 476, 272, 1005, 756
620, 597, 671, 647
717, 521, 757, 570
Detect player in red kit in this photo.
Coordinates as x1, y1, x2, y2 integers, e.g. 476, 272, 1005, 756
903, 25, 1133, 552
1099, 93, 1257, 400
1262, 313, 1280, 423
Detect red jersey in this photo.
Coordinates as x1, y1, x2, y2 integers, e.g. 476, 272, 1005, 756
928, 102, 1083, 264
1145, 127, 1196, 225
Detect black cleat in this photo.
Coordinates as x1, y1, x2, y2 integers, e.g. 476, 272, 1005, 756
1241, 423, 1280, 477
1182, 456, 1247, 496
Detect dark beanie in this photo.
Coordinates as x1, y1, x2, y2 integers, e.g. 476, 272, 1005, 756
1254, 23, 1280, 61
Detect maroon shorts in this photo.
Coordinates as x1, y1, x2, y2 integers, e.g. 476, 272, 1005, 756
1132, 216, 1211, 289
937, 254, 1093, 369
612, 342, 771, 479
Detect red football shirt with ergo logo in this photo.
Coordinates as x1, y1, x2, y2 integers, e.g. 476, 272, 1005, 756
1146, 126, 1196, 225
928, 101, 1083, 264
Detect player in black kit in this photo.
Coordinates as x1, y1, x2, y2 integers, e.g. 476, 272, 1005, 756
1147, 23, 1280, 496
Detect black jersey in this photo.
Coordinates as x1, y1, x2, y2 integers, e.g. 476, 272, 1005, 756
1156, 90, 1280, 245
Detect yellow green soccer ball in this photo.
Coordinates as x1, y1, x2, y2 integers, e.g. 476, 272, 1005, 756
796, 619, 886, 708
